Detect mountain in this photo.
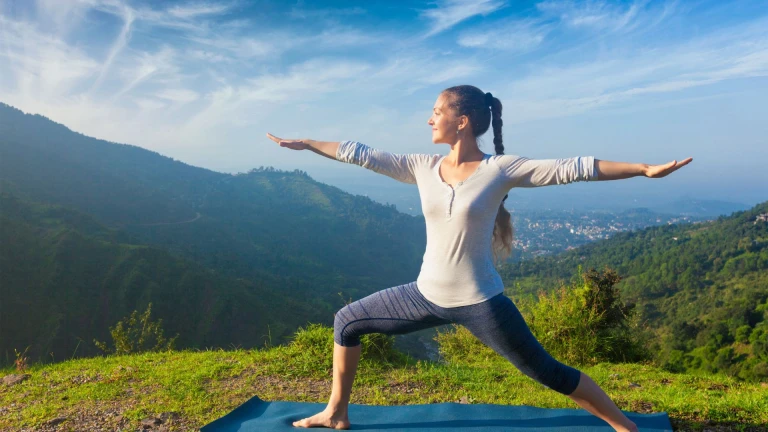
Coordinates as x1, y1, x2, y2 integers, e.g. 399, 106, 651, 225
0, 102, 427, 365
0, 192, 328, 364
649, 196, 750, 218
499, 201, 768, 381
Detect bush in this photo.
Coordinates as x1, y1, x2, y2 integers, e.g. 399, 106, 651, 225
435, 324, 496, 365
518, 267, 650, 366
435, 267, 650, 367
287, 323, 408, 369
93, 303, 179, 355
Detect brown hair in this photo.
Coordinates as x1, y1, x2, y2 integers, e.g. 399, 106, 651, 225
441, 85, 514, 265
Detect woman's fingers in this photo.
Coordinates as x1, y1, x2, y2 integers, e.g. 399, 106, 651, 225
665, 157, 693, 174
266, 132, 293, 146
647, 157, 693, 178
266, 132, 283, 143
266, 132, 308, 150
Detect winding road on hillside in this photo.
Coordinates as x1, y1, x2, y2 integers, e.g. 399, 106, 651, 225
133, 212, 202, 226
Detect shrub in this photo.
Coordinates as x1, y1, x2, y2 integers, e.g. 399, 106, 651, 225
435, 324, 496, 365
435, 266, 650, 367
519, 267, 650, 366
287, 323, 408, 369
93, 303, 179, 355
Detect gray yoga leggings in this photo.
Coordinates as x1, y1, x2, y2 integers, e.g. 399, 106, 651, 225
333, 281, 582, 396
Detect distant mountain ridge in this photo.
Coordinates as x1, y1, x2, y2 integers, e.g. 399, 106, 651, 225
649, 196, 750, 218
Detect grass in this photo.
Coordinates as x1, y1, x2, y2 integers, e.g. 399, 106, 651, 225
1, 323, 766, 431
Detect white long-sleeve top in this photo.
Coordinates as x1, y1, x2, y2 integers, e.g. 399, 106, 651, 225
336, 140, 598, 308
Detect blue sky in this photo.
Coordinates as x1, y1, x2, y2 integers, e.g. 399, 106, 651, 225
1, 0, 767, 207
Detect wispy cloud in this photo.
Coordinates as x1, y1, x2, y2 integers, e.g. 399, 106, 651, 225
184, 57, 373, 130
90, 4, 136, 93
288, 4, 366, 20
33, 0, 92, 37
0, 16, 99, 99
167, 1, 234, 19
132, 97, 167, 110
536, 0, 649, 32
420, 0, 508, 38
499, 15, 768, 122
241, 58, 371, 103
157, 88, 200, 103
184, 34, 280, 58
458, 18, 551, 52
352, 50, 485, 98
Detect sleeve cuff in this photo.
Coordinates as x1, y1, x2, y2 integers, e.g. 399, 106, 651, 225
336, 140, 357, 163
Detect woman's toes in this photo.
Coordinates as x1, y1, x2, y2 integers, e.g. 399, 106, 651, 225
292, 415, 316, 428
292, 413, 328, 428
292, 412, 350, 429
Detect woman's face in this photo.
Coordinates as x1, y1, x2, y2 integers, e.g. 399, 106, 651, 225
428, 93, 463, 144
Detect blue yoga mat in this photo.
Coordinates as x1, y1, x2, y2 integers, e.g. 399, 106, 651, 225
201, 395, 673, 431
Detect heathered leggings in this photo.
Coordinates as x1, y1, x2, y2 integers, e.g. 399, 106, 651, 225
333, 281, 582, 396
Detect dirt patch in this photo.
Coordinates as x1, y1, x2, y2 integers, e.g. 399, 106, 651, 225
382, 379, 428, 395
628, 399, 655, 414
706, 383, 728, 391
4, 399, 197, 432
671, 419, 768, 432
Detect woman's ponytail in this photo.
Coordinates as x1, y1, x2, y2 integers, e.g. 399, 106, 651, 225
487, 92, 514, 265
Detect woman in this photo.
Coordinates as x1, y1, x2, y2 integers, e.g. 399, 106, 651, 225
266, 85, 692, 431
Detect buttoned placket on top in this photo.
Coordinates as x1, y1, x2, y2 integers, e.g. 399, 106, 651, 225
435, 154, 490, 219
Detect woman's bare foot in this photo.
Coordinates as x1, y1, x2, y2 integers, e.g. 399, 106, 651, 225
292, 408, 350, 429
614, 422, 638, 432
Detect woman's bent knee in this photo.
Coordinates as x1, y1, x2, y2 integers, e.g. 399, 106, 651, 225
550, 364, 581, 395
529, 360, 581, 395
333, 307, 361, 347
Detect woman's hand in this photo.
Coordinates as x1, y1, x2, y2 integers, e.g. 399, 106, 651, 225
644, 157, 693, 178
595, 157, 694, 181
266, 133, 311, 151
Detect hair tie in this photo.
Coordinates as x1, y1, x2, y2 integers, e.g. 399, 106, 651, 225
485, 92, 493, 108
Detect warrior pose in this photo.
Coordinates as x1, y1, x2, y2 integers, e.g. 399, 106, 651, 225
266, 85, 692, 431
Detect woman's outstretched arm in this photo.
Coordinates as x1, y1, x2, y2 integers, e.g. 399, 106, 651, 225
595, 157, 693, 180
265, 133, 422, 184
266, 133, 340, 160
495, 154, 694, 188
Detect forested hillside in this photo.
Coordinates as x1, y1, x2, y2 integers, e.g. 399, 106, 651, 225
0, 103, 425, 288
0, 102, 427, 366
500, 202, 768, 381
0, 192, 330, 365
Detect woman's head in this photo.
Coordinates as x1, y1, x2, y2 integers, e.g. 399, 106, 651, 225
430, 84, 514, 265
429, 85, 502, 154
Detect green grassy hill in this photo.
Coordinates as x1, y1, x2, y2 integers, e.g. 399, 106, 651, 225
499, 201, 768, 382
1, 324, 766, 431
